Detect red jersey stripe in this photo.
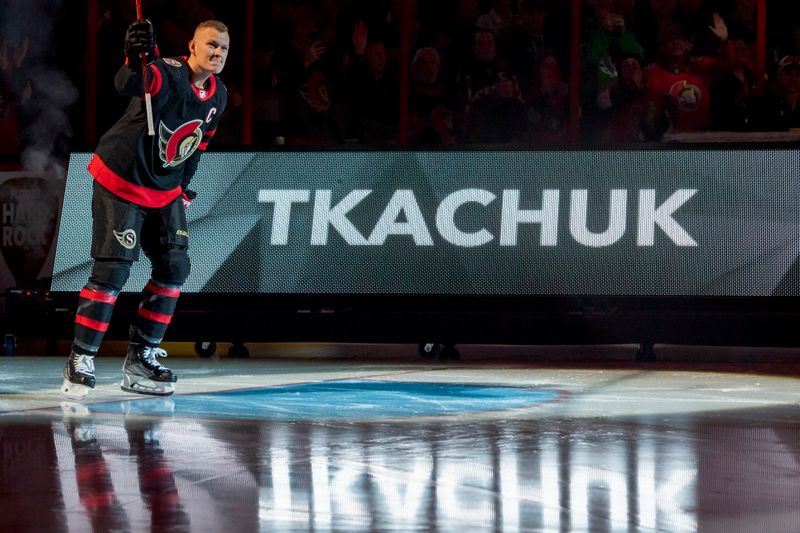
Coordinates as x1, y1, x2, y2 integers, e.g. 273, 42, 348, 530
79, 288, 118, 304
188, 72, 217, 101
146, 64, 163, 96
88, 154, 182, 208
138, 308, 173, 324
75, 314, 110, 332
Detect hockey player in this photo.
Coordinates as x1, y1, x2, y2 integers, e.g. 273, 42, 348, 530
61, 19, 229, 399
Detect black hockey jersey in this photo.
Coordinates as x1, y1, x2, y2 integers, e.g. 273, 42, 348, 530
88, 56, 227, 208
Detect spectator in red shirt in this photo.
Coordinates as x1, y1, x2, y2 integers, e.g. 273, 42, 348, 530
643, 17, 732, 134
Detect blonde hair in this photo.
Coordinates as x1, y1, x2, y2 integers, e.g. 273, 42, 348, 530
195, 20, 229, 35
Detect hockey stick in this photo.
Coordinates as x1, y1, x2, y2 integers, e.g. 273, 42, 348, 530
135, 0, 155, 136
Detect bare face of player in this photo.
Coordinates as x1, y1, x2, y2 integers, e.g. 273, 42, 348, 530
189, 27, 230, 77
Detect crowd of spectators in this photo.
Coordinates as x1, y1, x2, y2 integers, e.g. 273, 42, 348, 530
242, 0, 800, 146
579, 0, 800, 143
249, 0, 573, 145
4, 0, 800, 158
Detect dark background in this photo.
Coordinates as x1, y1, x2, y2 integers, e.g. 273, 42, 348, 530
1, 0, 800, 349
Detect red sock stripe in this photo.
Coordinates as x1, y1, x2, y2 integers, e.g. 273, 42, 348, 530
138, 308, 173, 324
154, 491, 181, 506
145, 282, 181, 298
75, 461, 110, 482
140, 466, 175, 481
75, 314, 110, 332
80, 288, 117, 304
79, 493, 116, 508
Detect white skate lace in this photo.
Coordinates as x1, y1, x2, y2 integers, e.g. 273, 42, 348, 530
141, 347, 168, 368
73, 354, 95, 375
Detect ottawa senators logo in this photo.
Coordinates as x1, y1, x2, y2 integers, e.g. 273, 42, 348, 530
668, 80, 702, 113
113, 229, 137, 249
300, 71, 331, 111
158, 119, 204, 167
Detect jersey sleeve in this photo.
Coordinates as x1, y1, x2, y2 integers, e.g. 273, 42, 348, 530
113, 59, 177, 110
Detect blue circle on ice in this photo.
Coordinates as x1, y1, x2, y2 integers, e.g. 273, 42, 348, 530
93, 381, 563, 420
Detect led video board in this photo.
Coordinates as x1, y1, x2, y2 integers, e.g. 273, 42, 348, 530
52, 150, 799, 296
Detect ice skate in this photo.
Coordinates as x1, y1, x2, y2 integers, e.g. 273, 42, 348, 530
61, 401, 94, 441
121, 337, 177, 396
60, 351, 96, 400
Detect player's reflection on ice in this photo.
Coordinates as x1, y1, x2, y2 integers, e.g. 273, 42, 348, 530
59, 404, 700, 532
61, 401, 189, 533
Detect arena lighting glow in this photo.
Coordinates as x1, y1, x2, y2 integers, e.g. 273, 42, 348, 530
311, 449, 332, 529
88, 372, 800, 420
93, 382, 561, 420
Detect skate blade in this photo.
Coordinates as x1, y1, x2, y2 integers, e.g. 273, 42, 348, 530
60, 379, 91, 401
120, 374, 175, 396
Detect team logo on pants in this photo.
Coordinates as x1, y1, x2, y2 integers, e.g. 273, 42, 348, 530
113, 229, 137, 249
158, 119, 204, 167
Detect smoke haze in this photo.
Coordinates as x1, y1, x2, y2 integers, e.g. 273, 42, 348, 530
1, 0, 78, 178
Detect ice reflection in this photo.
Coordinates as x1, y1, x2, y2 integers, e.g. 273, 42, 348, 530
56, 401, 190, 532
22, 408, 798, 532
251, 422, 699, 532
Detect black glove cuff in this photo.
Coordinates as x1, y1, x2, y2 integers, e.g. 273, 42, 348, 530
124, 19, 157, 66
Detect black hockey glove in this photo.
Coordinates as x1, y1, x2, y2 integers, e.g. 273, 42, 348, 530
124, 19, 157, 68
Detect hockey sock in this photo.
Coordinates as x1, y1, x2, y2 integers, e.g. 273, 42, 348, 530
130, 428, 183, 522
132, 279, 181, 346
73, 283, 119, 355
70, 427, 129, 530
